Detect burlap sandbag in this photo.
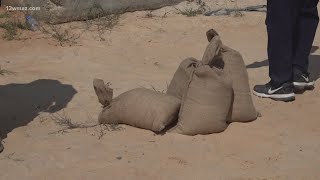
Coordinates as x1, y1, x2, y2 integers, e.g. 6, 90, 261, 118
204, 29, 258, 123
172, 65, 233, 135
98, 88, 180, 132
220, 46, 258, 122
166, 57, 198, 99
166, 35, 223, 98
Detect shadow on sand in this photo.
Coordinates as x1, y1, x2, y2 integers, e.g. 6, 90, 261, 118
246, 46, 320, 81
0, 79, 77, 139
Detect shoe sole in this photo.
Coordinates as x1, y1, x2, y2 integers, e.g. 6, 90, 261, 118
253, 91, 295, 102
293, 81, 315, 90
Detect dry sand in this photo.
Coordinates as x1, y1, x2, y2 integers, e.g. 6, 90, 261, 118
1, 5, 320, 180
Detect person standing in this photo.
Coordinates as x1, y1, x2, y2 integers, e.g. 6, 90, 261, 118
253, 0, 319, 101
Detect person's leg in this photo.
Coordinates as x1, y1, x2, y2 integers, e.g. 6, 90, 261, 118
292, 0, 319, 89
267, 0, 300, 85
253, 0, 299, 101
0, 137, 3, 153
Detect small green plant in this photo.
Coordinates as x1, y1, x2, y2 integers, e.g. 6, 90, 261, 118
0, 66, 14, 76
52, 28, 79, 45
177, 0, 208, 17
0, 69, 8, 75
78, 3, 119, 41
0, 12, 10, 18
97, 14, 120, 30
233, 10, 244, 17
85, 14, 120, 41
0, 20, 28, 40
232, 4, 244, 17
145, 11, 155, 18
41, 24, 80, 46
176, 7, 203, 17
95, 14, 120, 41
39, 12, 81, 46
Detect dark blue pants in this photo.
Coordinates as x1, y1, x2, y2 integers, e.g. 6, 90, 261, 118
266, 0, 319, 85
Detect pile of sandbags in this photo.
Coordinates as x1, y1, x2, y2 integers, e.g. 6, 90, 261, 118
94, 29, 258, 135
167, 29, 258, 135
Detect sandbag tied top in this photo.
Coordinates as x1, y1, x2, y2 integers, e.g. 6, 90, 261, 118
172, 65, 233, 135
93, 79, 113, 107
98, 88, 181, 132
166, 57, 199, 99
201, 35, 223, 66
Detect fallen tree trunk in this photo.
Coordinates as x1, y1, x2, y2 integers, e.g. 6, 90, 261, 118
3, 0, 185, 24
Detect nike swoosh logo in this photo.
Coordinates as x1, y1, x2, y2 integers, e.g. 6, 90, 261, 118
268, 87, 283, 94
302, 75, 309, 82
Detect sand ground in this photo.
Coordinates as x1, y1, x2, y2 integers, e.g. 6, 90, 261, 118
0, 5, 320, 180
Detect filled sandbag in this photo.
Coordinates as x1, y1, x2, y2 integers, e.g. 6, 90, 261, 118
166, 57, 198, 99
172, 65, 233, 135
220, 46, 258, 122
98, 88, 180, 132
204, 29, 258, 123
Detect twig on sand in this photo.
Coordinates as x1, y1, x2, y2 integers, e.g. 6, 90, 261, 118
48, 110, 123, 137
49, 110, 99, 135
0, 66, 15, 76
0, 153, 24, 162
94, 124, 124, 139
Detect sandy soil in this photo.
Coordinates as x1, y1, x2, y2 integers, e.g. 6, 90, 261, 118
1, 5, 320, 180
